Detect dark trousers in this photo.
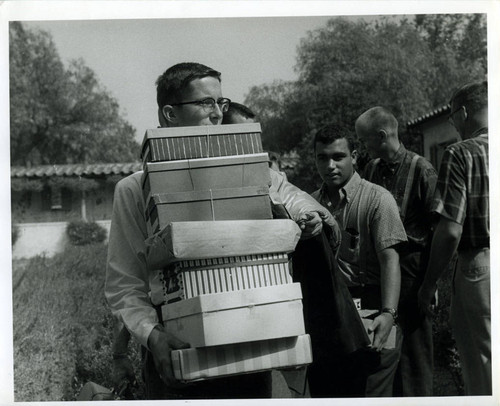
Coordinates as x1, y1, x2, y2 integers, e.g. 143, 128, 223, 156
346, 284, 403, 397
393, 252, 434, 397
292, 231, 371, 398
142, 347, 272, 399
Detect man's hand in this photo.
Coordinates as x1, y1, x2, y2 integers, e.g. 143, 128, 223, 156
297, 211, 323, 240
147, 325, 190, 387
418, 282, 437, 317
368, 313, 394, 351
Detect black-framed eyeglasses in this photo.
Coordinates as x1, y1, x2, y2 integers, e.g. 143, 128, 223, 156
171, 97, 231, 113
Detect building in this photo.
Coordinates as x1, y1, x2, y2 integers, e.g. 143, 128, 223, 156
11, 162, 141, 259
406, 104, 460, 170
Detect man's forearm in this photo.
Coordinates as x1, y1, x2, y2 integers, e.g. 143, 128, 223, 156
378, 247, 401, 309
422, 217, 462, 289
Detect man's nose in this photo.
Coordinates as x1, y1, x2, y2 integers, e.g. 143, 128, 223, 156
327, 159, 336, 169
212, 102, 224, 119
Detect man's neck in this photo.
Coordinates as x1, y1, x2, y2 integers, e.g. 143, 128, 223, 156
381, 138, 401, 162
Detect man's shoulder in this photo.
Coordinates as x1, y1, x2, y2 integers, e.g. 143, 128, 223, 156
115, 171, 144, 193
359, 177, 391, 196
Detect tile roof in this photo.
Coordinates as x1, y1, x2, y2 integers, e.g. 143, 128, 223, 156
11, 162, 142, 178
406, 104, 450, 127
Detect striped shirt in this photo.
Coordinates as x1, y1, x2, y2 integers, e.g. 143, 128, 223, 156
432, 129, 489, 250
363, 144, 437, 251
312, 172, 407, 287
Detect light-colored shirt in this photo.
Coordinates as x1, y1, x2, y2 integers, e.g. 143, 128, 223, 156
105, 168, 338, 348
312, 172, 407, 287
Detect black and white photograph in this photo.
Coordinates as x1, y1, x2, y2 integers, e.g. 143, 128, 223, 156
1, 1, 498, 405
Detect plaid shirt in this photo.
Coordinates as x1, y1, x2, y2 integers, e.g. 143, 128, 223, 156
432, 128, 489, 250
363, 144, 437, 251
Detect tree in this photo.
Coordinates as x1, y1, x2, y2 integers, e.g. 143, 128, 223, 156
245, 80, 305, 153
244, 15, 487, 191
9, 22, 139, 166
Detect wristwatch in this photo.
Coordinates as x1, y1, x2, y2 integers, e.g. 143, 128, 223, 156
381, 307, 398, 323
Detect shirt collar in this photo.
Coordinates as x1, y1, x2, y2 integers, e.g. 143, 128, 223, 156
320, 171, 361, 205
471, 127, 488, 138
379, 144, 406, 173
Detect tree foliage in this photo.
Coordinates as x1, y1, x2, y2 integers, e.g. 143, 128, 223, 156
10, 22, 140, 166
244, 15, 487, 191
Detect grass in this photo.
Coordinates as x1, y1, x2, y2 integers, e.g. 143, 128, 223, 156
12, 244, 143, 401
12, 244, 463, 400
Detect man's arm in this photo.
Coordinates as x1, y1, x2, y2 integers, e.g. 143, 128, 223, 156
105, 175, 189, 385
369, 247, 401, 351
418, 216, 462, 314
269, 169, 338, 240
105, 175, 160, 348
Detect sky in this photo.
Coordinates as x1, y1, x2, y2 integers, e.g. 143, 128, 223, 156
1, 2, 500, 405
23, 16, 335, 143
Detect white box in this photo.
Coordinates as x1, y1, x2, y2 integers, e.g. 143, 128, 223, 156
171, 334, 312, 382
162, 284, 305, 348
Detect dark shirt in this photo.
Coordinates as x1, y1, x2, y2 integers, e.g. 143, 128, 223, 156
432, 129, 489, 250
363, 144, 437, 251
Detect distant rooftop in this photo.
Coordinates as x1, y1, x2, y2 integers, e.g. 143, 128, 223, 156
11, 162, 142, 178
407, 104, 450, 127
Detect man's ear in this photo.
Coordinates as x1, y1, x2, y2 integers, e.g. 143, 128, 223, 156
460, 106, 468, 121
162, 105, 177, 126
378, 129, 388, 141
352, 149, 358, 165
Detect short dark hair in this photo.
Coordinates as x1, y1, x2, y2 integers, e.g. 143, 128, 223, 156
156, 62, 221, 109
450, 80, 488, 115
222, 102, 257, 124
314, 123, 357, 152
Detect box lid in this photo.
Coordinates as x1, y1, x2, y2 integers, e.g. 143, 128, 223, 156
163, 283, 303, 320
141, 123, 262, 159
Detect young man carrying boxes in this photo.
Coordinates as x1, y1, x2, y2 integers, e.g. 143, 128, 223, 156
105, 62, 345, 399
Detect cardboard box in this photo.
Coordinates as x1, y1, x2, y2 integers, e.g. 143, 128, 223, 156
162, 284, 305, 347
162, 253, 292, 302
141, 123, 263, 162
171, 334, 313, 382
146, 186, 273, 234
142, 153, 271, 204
145, 219, 301, 269
359, 309, 397, 350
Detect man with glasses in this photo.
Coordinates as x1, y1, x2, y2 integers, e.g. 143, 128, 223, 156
418, 81, 490, 395
105, 62, 339, 399
355, 107, 437, 397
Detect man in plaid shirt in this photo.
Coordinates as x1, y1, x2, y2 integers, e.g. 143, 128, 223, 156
418, 81, 490, 395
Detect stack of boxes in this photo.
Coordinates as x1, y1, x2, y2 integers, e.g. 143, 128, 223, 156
141, 123, 313, 382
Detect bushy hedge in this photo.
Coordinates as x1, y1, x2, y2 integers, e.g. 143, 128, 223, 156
66, 221, 107, 246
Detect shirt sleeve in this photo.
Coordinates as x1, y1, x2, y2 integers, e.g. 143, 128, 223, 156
105, 174, 160, 349
432, 147, 467, 225
419, 160, 438, 216
269, 169, 335, 224
370, 190, 408, 253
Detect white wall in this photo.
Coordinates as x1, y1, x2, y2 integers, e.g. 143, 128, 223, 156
12, 220, 111, 259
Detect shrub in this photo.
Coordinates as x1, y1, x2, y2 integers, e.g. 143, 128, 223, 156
66, 221, 107, 246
